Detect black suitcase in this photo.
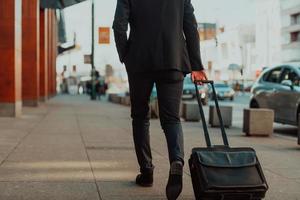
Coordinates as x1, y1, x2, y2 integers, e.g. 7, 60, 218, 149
189, 80, 268, 200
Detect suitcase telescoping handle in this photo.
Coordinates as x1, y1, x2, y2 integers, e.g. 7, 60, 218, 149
194, 80, 229, 147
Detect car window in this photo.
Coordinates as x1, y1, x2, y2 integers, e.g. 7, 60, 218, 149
215, 84, 228, 88
262, 72, 269, 81
281, 68, 300, 86
184, 78, 193, 84
265, 68, 282, 83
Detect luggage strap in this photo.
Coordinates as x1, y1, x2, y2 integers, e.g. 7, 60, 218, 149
194, 80, 229, 147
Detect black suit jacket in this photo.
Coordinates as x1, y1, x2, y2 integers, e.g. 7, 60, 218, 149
113, 0, 204, 73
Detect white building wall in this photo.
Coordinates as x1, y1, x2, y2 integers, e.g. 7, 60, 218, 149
94, 0, 126, 77
281, 0, 300, 10
255, 0, 282, 69
57, 0, 127, 78
201, 25, 256, 81
56, 1, 93, 76
200, 39, 219, 79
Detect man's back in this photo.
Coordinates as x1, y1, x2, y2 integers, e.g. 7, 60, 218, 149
113, 0, 203, 73
129, 0, 183, 35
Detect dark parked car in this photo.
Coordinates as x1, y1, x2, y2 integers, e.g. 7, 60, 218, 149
182, 77, 208, 105
150, 77, 208, 105
250, 63, 300, 126
209, 83, 235, 101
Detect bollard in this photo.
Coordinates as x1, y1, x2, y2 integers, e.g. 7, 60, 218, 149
209, 105, 232, 128
120, 97, 126, 105
117, 96, 122, 104
110, 94, 122, 104
124, 96, 131, 106
243, 109, 274, 136
182, 102, 201, 122
108, 94, 116, 102
120, 96, 129, 106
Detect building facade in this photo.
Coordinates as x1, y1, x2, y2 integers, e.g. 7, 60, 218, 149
281, 0, 300, 62
255, 0, 282, 68
0, 0, 78, 117
198, 23, 217, 41
200, 25, 257, 81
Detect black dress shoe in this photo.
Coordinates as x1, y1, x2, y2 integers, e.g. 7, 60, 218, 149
135, 173, 153, 187
166, 161, 183, 200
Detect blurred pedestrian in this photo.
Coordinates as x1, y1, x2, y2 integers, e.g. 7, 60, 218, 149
113, 0, 207, 199
60, 65, 69, 94
96, 73, 108, 100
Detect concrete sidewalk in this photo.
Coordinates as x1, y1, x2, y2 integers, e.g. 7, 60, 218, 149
0, 95, 299, 200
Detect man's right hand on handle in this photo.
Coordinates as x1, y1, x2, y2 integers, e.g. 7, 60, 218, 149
191, 70, 208, 84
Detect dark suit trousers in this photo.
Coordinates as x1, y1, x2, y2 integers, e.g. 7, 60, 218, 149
128, 70, 184, 174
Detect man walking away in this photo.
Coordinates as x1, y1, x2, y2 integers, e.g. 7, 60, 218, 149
113, 0, 207, 199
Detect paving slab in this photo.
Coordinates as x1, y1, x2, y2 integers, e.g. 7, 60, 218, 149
264, 170, 300, 200
3, 145, 88, 162
0, 160, 94, 182
97, 181, 194, 200
82, 129, 134, 147
0, 182, 100, 200
33, 121, 79, 134
0, 118, 37, 131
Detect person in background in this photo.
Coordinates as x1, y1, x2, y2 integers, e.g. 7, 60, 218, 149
113, 0, 207, 199
60, 65, 69, 94
96, 72, 108, 100
68, 65, 79, 95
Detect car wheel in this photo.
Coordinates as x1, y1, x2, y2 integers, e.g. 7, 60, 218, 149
250, 100, 259, 108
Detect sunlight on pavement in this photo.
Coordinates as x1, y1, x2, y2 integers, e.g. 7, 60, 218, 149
0, 161, 137, 181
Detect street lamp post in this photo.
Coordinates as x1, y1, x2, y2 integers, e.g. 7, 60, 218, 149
90, 0, 97, 100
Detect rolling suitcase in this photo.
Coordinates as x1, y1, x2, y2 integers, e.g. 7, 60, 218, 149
189, 80, 268, 200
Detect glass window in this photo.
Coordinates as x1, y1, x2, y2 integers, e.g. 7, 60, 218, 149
291, 13, 300, 25
215, 84, 228, 88
281, 68, 300, 86
262, 72, 269, 81
291, 31, 300, 42
266, 68, 282, 83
